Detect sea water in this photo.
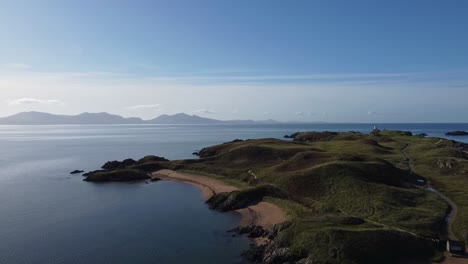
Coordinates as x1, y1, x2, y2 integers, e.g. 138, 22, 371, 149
0, 123, 467, 264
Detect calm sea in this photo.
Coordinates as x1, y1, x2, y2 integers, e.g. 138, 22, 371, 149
0, 123, 467, 264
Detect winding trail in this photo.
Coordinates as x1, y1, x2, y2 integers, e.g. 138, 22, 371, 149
400, 144, 459, 240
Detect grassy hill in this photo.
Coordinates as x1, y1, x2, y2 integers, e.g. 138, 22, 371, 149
123, 130, 468, 263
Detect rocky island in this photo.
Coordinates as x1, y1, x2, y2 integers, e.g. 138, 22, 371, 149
446, 130, 468, 136
83, 130, 468, 263
83, 156, 168, 182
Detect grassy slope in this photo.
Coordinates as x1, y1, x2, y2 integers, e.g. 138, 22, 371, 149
401, 134, 468, 241
134, 131, 468, 263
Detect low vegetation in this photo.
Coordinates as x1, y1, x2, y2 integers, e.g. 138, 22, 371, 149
84, 131, 468, 263
83, 169, 150, 182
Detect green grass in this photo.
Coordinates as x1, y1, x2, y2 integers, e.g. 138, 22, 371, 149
138, 130, 468, 263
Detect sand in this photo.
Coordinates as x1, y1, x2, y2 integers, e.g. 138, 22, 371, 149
152, 169, 287, 244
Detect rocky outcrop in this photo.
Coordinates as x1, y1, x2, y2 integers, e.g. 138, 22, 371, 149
70, 170, 84, 174
229, 225, 270, 238
135, 155, 169, 164
102, 158, 136, 170
437, 159, 455, 169
82, 156, 169, 182
293, 131, 339, 142
83, 170, 106, 177
84, 169, 150, 182
206, 185, 288, 212
284, 132, 301, 139
223, 139, 244, 144
446, 131, 468, 136
241, 222, 306, 264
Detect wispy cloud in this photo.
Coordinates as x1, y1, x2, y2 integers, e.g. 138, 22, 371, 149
145, 73, 408, 83
3, 63, 32, 70
127, 104, 161, 110
7, 97, 64, 106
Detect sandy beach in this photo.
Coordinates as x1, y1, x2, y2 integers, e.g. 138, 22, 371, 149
152, 169, 287, 243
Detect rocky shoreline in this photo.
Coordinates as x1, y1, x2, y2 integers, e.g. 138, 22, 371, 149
81, 160, 294, 263
227, 222, 312, 264
151, 170, 300, 263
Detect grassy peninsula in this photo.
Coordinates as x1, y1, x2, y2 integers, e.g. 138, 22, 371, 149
84, 130, 468, 263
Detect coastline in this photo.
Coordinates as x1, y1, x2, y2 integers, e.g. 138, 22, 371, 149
152, 169, 287, 245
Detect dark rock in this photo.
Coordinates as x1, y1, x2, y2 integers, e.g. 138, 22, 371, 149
192, 151, 200, 156
446, 130, 468, 136
84, 169, 150, 182
296, 258, 313, 264
101, 160, 121, 170
101, 158, 137, 171
70, 170, 84, 174
150, 177, 161, 182
197, 147, 217, 158
206, 185, 288, 212
241, 222, 297, 264
83, 170, 106, 177
402, 131, 413, 136
268, 221, 292, 240
284, 132, 300, 139
263, 247, 291, 263
242, 244, 266, 263
120, 158, 137, 168
262, 241, 307, 264
223, 139, 244, 144
229, 225, 270, 238
136, 155, 169, 164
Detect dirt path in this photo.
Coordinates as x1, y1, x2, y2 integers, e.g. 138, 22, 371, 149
400, 144, 459, 241
152, 169, 287, 236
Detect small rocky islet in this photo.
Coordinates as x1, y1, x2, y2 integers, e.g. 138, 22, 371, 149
82, 155, 169, 182
446, 130, 468, 136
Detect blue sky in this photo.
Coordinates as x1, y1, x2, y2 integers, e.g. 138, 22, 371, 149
1, 0, 468, 122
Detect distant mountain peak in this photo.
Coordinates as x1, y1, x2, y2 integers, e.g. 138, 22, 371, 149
0, 111, 281, 125
147, 113, 221, 124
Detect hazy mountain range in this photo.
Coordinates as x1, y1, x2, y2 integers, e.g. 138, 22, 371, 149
0, 111, 288, 125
